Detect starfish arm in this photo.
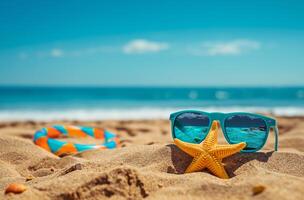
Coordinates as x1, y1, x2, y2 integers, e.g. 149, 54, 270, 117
206, 155, 229, 179
210, 142, 246, 159
185, 153, 208, 173
174, 120, 245, 179
174, 139, 203, 157
203, 121, 219, 150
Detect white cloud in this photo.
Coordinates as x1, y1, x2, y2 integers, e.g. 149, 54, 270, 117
123, 39, 169, 54
18, 46, 116, 60
50, 48, 64, 57
190, 39, 261, 56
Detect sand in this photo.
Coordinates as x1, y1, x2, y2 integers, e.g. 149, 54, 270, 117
0, 117, 303, 199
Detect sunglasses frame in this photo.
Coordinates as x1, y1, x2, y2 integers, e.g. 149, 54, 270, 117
170, 110, 279, 152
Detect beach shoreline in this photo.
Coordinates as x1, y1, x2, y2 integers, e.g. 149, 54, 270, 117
1, 116, 304, 199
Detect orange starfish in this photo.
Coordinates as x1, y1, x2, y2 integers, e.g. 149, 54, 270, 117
174, 121, 246, 179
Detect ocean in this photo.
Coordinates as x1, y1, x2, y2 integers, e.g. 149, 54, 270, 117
0, 86, 304, 121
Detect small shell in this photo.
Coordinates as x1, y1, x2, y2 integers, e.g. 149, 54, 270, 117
252, 185, 266, 196
5, 183, 27, 194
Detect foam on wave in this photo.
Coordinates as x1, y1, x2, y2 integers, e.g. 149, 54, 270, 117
0, 106, 304, 121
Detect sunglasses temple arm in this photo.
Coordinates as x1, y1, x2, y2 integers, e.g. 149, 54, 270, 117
274, 126, 279, 151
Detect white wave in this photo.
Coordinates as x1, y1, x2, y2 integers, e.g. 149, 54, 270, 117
0, 106, 303, 121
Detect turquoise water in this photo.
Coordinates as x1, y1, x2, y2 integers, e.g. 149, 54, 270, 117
174, 126, 267, 150
174, 126, 209, 143
225, 127, 267, 150
0, 86, 303, 120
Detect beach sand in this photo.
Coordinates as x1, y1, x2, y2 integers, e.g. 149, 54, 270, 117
0, 116, 304, 199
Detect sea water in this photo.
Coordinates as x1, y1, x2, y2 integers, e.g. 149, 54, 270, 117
0, 86, 303, 120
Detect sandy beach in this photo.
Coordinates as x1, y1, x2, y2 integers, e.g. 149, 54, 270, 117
1, 0, 303, 199
0, 116, 304, 199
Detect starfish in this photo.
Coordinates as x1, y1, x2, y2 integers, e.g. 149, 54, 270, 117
174, 121, 246, 179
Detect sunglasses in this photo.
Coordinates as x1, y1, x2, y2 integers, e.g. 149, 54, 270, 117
170, 110, 279, 152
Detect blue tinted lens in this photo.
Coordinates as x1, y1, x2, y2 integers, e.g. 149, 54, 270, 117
174, 112, 210, 143
224, 115, 268, 151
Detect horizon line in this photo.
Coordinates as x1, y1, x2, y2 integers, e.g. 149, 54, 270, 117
0, 84, 304, 88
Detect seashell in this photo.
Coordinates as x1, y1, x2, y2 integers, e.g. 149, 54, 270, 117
5, 183, 27, 194
252, 185, 266, 196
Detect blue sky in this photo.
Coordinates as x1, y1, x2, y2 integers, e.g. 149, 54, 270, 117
0, 0, 304, 86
